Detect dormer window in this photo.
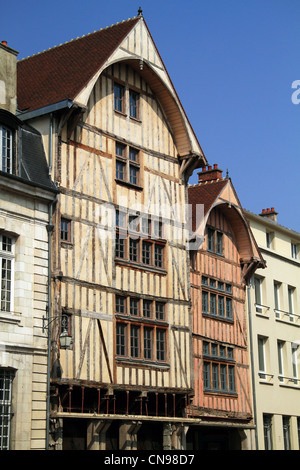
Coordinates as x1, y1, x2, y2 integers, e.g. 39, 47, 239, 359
0, 125, 13, 173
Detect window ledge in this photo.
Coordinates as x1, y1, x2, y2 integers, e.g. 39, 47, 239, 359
202, 312, 234, 324
204, 390, 238, 398
0, 310, 22, 325
116, 356, 170, 369
115, 178, 143, 191
115, 258, 167, 275
115, 313, 168, 327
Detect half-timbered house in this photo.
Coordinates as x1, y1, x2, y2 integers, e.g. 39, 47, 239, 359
16, 11, 207, 449
187, 165, 265, 450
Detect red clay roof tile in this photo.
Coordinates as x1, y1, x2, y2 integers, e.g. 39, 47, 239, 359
17, 18, 139, 112
188, 180, 228, 232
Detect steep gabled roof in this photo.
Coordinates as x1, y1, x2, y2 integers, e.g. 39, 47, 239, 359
188, 179, 228, 232
16, 15, 207, 168
17, 17, 139, 112
188, 174, 265, 274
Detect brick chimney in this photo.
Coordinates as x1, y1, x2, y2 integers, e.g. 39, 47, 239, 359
0, 40, 19, 114
259, 207, 278, 223
198, 164, 223, 183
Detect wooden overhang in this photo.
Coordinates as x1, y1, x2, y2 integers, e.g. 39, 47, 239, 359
188, 178, 265, 283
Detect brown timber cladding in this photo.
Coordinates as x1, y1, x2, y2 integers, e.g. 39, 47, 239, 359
52, 62, 192, 392
191, 207, 252, 418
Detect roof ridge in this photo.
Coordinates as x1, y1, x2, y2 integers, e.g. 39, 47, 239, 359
18, 16, 139, 62
188, 177, 227, 188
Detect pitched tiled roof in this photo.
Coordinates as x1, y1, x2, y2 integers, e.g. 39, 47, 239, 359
188, 180, 228, 232
17, 17, 140, 112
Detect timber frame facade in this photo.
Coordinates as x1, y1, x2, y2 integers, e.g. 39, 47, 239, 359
16, 12, 209, 449
188, 165, 265, 449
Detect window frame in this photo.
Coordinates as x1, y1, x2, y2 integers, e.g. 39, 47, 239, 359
114, 83, 125, 114
202, 341, 236, 395
115, 142, 141, 188
129, 89, 140, 120
0, 234, 15, 313
207, 226, 223, 256
0, 368, 15, 450
0, 124, 13, 174
115, 296, 168, 364
60, 218, 72, 244
291, 242, 298, 260
115, 211, 166, 273
201, 281, 233, 321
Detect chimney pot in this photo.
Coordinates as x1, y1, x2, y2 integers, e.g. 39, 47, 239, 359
271, 207, 275, 212
2, 40, 7, 46
208, 165, 212, 171
213, 164, 218, 169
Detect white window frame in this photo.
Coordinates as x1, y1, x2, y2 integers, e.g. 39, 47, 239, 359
288, 286, 295, 323
274, 281, 281, 318
292, 343, 299, 384
254, 276, 263, 314
0, 234, 15, 313
291, 242, 298, 260
277, 340, 284, 382
258, 336, 267, 379
0, 125, 13, 174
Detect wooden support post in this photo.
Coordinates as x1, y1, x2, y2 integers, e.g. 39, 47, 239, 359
81, 386, 84, 413
68, 386, 72, 412
97, 388, 100, 414
119, 421, 142, 451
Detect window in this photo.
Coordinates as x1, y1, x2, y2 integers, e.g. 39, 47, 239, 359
266, 231, 274, 249
0, 235, 14, 312
263, 414, 273, 450
144, 327, 153, 360
283, 416, 291, 450
61, 218, 71, 243
203, 341, 236, 394
156, 329, 166, 361
0, 368, 15, 450
115, 212, 166, 271
114, 83, 125, 113
274, 281, 281, 318
277, 340, 284, 382
254, 276, 263, 313
130, 325, 140, 358
142, 241, 151, 265
143, 300, 152, 318
115, 142, 140, 187
292, 343, 299, 384
116, 323, 127, 356
155, 302, 165, 321
115, 296, 167, 363
129, 238, 138, 262
288, 286, 295, 322
207, 227, 223, 255
258, 336, 267, 379
291, 242, 298, 260
129, 89, 139, 119
202, 291, 232, 320
0, 125, 13, 174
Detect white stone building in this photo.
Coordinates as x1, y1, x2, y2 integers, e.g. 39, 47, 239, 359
245, 207, 300, 450
0, 41, 57, 449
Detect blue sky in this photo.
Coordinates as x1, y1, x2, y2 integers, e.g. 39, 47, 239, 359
1, 0, 300, 232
